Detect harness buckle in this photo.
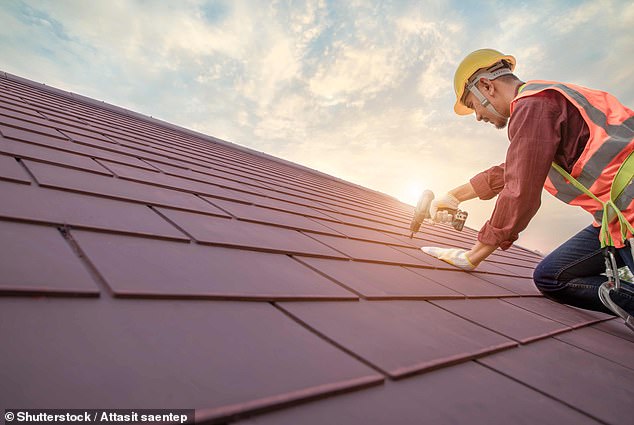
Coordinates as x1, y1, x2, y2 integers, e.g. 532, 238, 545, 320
599, 246, 634, 331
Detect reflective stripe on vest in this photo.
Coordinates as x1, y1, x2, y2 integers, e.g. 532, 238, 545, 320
511, 81, 634, 246
523, 83, 634, 202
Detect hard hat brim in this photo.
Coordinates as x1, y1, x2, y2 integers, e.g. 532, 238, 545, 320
454, 101, 473, 115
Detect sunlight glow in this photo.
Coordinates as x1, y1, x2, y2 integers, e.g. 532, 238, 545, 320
398, 180, 427, 206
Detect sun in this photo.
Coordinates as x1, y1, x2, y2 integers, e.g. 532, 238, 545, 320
398, 181, 426, 206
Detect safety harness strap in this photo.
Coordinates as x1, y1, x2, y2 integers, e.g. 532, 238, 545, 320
551, 155, 634, 248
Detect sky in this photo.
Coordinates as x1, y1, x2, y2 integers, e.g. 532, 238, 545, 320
1, 0, 633, 255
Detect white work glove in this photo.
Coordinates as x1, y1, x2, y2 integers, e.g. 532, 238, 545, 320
421, 247, 476, 271
429, 193, 460, 224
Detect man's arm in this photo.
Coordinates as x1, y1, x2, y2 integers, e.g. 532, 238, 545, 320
466, 241, 498, 266
427, 181, 498, 268
448, 182, 479, 202
448, 182, 499, 267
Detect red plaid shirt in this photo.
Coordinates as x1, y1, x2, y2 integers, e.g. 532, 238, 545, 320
470, 89, 590, 249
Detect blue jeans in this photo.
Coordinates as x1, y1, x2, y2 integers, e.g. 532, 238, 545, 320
533, 224, 634, 316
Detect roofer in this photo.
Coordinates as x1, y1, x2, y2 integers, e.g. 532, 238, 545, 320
421, 48, 634, 320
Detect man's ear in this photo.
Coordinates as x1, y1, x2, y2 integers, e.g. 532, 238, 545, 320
478, 78, 495, 96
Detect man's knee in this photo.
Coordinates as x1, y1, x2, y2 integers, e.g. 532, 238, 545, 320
532, 259, 560, 293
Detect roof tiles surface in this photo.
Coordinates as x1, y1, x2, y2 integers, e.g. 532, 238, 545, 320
1, 72, 632, 425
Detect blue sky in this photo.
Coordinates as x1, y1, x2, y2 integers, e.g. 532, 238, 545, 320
1, 0, 633, 254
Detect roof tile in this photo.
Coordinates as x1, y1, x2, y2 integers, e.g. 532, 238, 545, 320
23, 160, 226, 215
100, 158, 267, 196
503, 296, 609, 328
155, 207, 342, 257
479, 337, 634, 425
431, 298, 571, 343
70, 229, 357, 300
278, 300, 517, 379
215, 193, 335, 220
0, 180, 187, 240
296, 257, 464, 299
555, 325, 634, 370
0, 153, 30, 183
101, 137, 197, 170
1, 135, 112, 175
238, 361, 601, 425
0, 220, 99, 296
592, 318, 634, 343
475, 274, 542, 295
57, 130, 159, 170
406, 268, 518, 297
0, 297, 380, 422
312, 219, 417, 245
306, 233, 435, 266
207, 198, 336, 233
0, 114, 65, 139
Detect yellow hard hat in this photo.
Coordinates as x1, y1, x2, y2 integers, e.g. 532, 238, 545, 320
453, 49, 516, 115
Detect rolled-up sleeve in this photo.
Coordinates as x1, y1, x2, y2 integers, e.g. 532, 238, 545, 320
470, 163, 505, 200
477, 93, 564, 250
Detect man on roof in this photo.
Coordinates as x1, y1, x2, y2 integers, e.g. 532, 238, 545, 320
421, 48, 634, 320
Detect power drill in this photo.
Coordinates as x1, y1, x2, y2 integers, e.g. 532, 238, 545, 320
409, 190, 468, 238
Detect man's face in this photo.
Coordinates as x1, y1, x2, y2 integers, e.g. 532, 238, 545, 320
463, 90, 508, 130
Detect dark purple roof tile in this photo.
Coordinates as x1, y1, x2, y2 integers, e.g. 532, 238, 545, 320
380, 232, 424, 248
23, 160, 226, 215
592, 318, 634, 343
207, 198, 337, 233
489, 251, 542, 268
306, 233, 433, 266
238, 361, 601, 425
474, 274, 541, 296
278, 300, 517, 378
503, 297, 608, 328
479, 337, 634, 425
412, 231, 473, 250
104, 137, 198, 169
316, 209, 406, 235
99, 158, 267, 197
154, 207, 344, 257
0, 180, 187, 240
70, 229, 357, 300
0, 296, 380, 421
555, 326, 634, 370
36, 109, 92, 128
1, 135, 112, 175
249, 185, 337, 211
0, 153, 30, 183
406, 268, 517, 297
240, 195, 336, 220
311, 219, 414, 245
431, 298, 570, 343
480, 262, 535, 278
0, 98, 45, 118
0, 220, 99, 296
296, 257, 464, 299
57, 130, 159, 171
0, 112, 66, 139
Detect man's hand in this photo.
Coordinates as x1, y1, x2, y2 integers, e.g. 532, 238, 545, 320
421, 247, 476, 271
429, 193, 460, 224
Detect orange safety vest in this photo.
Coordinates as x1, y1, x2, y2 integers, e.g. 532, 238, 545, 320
510, 80, 634, 248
